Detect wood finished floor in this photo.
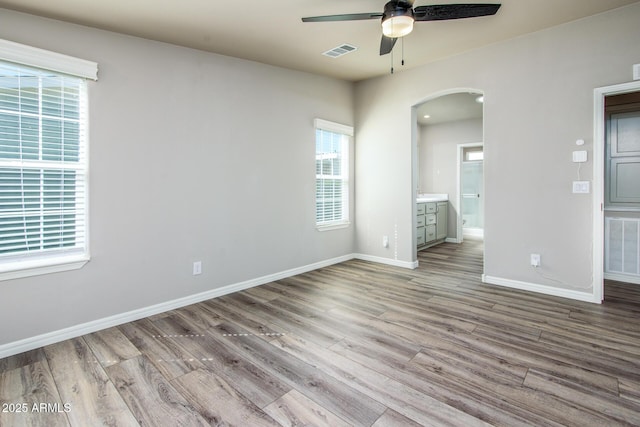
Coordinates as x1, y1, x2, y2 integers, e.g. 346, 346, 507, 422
2, 238, 640, 426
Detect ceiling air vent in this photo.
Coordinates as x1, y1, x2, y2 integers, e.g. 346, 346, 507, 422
322, 44, 357, 58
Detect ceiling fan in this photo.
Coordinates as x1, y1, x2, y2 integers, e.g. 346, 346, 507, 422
302, 2, 502, 56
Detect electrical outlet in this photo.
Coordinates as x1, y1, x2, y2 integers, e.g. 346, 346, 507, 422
193, 261, 202, 275
383, 235, 389, 248
572, 181, 590, 194
530, 254, 541, 268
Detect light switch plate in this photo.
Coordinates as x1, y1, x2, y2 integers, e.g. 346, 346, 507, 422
572, 150, 587, 163
634, 64, 640, 81
573, 181, 590, 194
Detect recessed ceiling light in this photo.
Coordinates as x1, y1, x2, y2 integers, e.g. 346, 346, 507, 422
476, 96, 484, 103
423, 114, 430, 119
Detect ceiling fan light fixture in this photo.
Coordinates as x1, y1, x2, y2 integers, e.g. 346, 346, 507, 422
381, 2, 415, 38
382, 15, 414, 38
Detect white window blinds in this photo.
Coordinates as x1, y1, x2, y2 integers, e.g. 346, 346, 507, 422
0, 52, 91, 277
315, 119, 352, 228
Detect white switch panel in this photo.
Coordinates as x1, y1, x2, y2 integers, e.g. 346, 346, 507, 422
572, 150, 587, 163
634, 64, 640, 80
573, 181, 590, 194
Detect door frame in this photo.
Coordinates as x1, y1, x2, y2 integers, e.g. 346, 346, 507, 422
593, 80, 640, 302
457, 142, 484, 243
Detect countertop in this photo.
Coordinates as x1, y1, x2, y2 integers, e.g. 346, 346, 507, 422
417, 193, 448, 203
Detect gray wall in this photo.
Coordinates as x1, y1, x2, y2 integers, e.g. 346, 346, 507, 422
355, 3, 640, 294
0, 9, 355, 346
419, 119, 483, 238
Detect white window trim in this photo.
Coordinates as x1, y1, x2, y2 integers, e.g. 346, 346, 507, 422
0, 39, 98, 80
314, 118, 353, 231
0, 255, 90, 281
0, 39, 96, 281
316, 222, 351, 232
314, 118, 354, 137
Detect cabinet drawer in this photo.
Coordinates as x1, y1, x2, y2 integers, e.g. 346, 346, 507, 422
417, 226, 426, 246
425, 203, 436, 214
416, 214, 426, 228
417, 203, 426, 215
425, 224, 436, 242
425, 213, 436, 225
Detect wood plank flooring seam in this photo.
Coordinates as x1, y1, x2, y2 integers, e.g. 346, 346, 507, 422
42, 346, 74, 427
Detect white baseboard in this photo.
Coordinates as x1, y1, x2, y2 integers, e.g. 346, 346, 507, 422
0, 254, 354, 359
445, 237, 460, 244
354, 253, 418, 269
463, 228, 484, 238
604, 272, 640, 285
482, 274, 599, 304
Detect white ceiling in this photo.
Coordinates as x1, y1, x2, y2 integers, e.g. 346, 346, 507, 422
0, 0, 638, 82
417, 92, 483, 125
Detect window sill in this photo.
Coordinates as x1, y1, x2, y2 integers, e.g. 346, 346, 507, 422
316, 221, 351, 232
0, 254, 90, 281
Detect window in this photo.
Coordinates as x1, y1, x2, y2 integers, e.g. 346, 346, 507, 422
315, 118, 352, 229
464, 149, 484, 162
0, 39, 97, 280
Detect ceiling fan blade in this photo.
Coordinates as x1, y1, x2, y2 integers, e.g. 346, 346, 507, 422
414, 3, 501, 21
302, 12, 383, 23
380, 36, 397, 55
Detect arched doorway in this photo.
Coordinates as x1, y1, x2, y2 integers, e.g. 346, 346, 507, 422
412, 89, 485, 269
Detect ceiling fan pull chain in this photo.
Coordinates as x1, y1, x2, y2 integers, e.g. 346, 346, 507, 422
391, 48, 394, 74
402, 37, 405, 66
